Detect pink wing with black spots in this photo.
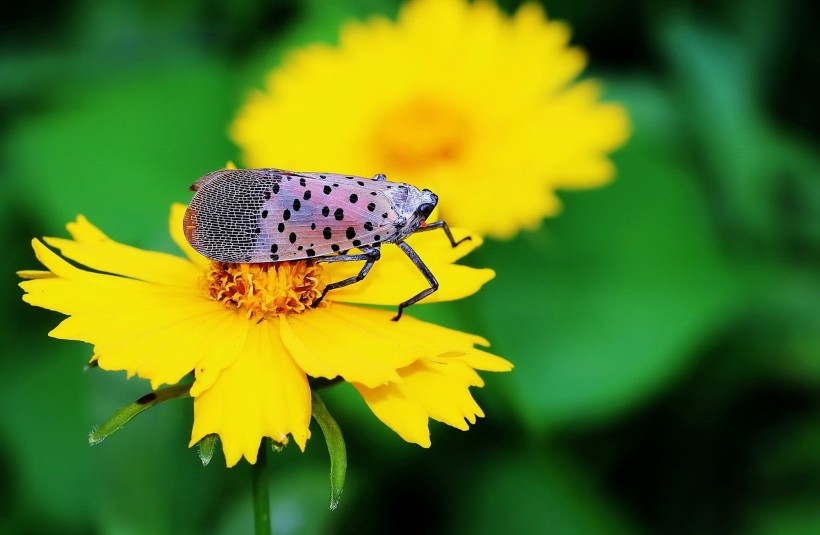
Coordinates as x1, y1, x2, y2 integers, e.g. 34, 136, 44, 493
183, 168, 404, 263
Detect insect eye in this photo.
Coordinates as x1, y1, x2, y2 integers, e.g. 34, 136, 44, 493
417, 203, 435, 220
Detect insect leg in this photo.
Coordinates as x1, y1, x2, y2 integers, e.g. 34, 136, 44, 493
393, 241, 439, 321
413, 221, 471, 248
372, 173, 386, 181
312, 244, 381, 307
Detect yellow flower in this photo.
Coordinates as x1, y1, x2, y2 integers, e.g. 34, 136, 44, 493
231, 0, 630, 238
18, 204, 511, 467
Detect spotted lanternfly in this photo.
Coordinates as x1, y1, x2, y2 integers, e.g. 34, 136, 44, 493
183, 168, 469, 320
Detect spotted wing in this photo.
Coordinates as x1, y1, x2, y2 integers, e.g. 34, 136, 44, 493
266, 171, 403, 259
184, 168, 401, 263
287, 171, 397, 191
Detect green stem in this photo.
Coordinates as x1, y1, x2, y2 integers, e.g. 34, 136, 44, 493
312, 392, 347, 510
252, 442, 271, 535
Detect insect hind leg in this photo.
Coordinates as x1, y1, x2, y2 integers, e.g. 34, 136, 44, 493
312, 244, 381, 307
413, 220, 470, 247
393, 241, 439, 321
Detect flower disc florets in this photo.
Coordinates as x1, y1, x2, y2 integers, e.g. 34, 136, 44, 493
205, 261, 326, 319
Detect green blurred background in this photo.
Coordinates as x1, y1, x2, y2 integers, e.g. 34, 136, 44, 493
2, 0, 819, 533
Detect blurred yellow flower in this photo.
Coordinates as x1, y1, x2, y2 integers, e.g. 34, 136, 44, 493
18, 204, 511, 467
232, 0, 630, 238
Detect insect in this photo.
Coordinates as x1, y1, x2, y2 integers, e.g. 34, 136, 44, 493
183, 168, 469, 320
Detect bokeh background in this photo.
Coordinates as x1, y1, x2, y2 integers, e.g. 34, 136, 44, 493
2, 0, 819, 533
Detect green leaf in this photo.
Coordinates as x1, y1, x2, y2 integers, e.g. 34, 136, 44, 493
471, 101, 741, 430
456, 450, 633, 535
749, 502, 820, 535
6, 59, 235, 246
747, 409, 820, 535
88, 384, 190, 445
657, 19, 781, 247
311, 392, 347, 510
0, 338, 96, 527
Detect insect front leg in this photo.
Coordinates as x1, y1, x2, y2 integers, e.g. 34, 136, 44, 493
312, 244, 382, 307
413, 220, 471, 247
393, 241, 439, 321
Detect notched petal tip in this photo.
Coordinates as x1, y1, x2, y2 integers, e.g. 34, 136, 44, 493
65, 214, 107, 242
188, 322, 312, 467
460, 349, 514, 372
17, 269, 55, 280
29, 238, 87, 280
355, 341, 511, 447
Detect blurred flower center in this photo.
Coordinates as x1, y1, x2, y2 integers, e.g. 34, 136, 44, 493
204, 261, 326, 319
373, 96, 470, 172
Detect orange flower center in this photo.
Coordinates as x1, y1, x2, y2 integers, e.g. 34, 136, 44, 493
373, 96, 470, 172
204, 261, 327, 319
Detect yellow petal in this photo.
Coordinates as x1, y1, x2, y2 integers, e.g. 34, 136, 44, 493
27, 238, 102, 282
17, 270, 55, 280
280, 305, 426, 388
355, 354, 493, 446
19, 245, 244, 390
190, 320, 311, 466
373, 309, 491, 350
94, 307, 247, 390
356, 379, 432, 447
43, 215, 201, 286
34, 281, 223, 388
457, 348, 514, 372
188, 312, 251, 397
21, 270, 199, 318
